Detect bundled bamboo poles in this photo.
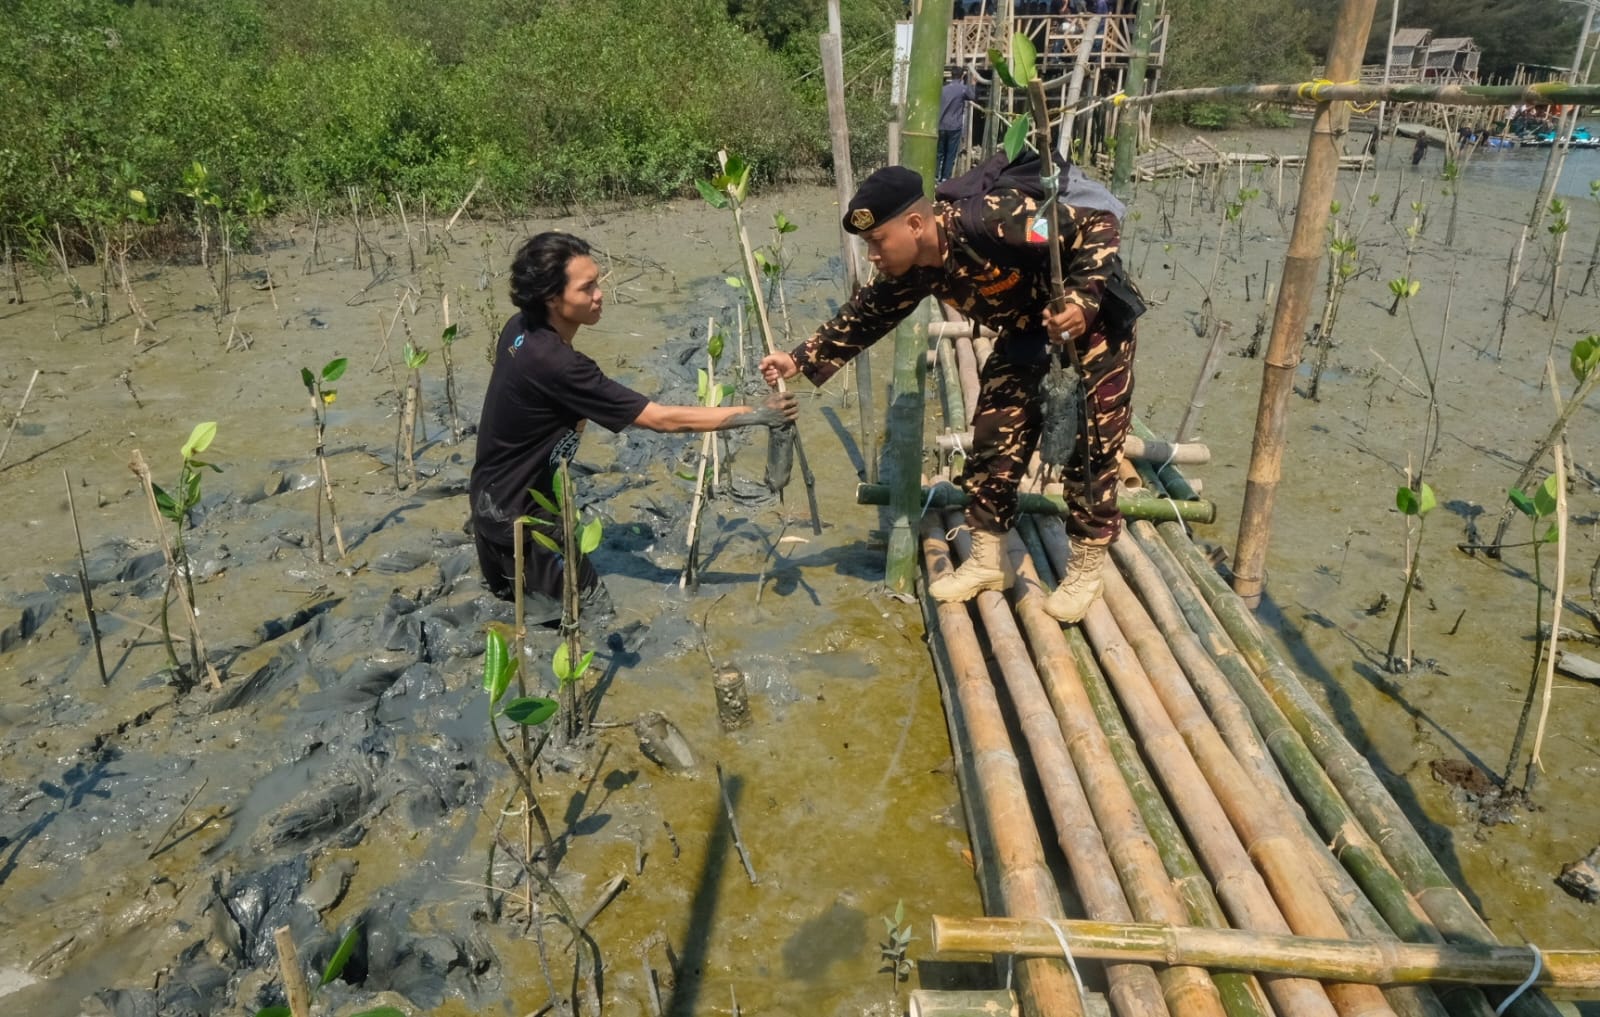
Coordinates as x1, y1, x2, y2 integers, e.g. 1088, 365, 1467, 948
856, 483, 1215, 524
939, 512, 1200, 1017
1139, 502, 1562, 1017
930, 917, 1600, 990
921, 516, 1087, 1017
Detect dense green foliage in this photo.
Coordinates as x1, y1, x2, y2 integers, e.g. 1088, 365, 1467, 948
0, 0, 898, 240
0, 0, 1587, 241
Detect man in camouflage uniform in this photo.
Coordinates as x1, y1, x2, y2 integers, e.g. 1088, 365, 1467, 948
759, 164, 1136, 622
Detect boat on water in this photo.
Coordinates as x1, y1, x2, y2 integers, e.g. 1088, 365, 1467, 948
1517, 125, 1599, 149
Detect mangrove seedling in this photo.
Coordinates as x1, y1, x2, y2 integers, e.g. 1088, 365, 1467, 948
1385, 480, 1437, 674
1500, 473, 1562, 796
400, 340, 429, 488
1579, 181, 1600, 295
1543, 197, 1570, 320
152, 422, 221, 680
178, 161, 223, 307
254, 924, 401, 1017
526, 462, 603, 742
299, 358, 349, 561
483, 627, 560, 885
441, 316, 462, 442
681, 325, 736, 591
1307, 203, 1359, 401
878, 899, 915, 986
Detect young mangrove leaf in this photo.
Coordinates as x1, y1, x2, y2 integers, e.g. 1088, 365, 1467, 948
483, 629, 515, 703
574, 649, 595, 680
504, 696, 560, 727
1534, 473, 1559, 518
551, 469, 565, 510
441, 324, 458, 345
1395, 482, 1435, 517
725, 276, 743, 289
697, 369, 709, 403
301, 367, 316, 392
530, 531, 562, 554
988, 47, 1020, 89
579, 518, 602, 555
152, 484, 179, 521
528, 486, 559, 516
182, 421, 218, 459
1572, 334, 1600, 381
1509, 488, 1537, 518
695, 179, 729, 210
774, 212, 796, 235
1003, 115, 1031, 162
708, 331, 725, 362
553, 641, 572, 681
1011, 32, 1038, 84
404, 343, 429, 370
321, 925, 362, 986
322, 357, 348, 382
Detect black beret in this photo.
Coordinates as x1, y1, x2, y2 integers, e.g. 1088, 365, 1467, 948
843, 166, 925, 234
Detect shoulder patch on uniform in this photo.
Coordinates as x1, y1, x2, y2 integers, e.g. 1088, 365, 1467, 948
1027, 215, 1050, 244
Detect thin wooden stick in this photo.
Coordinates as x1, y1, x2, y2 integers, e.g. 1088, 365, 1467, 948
446, 177, 485, 232
715, 763, 758, 885
129, 450, 221, 691
1527, 360, 1570, 786
1176, 322, 1231, 443
63, 469, 108, 684
563, 874, 628, 950
146, 777, 208, 859
273, 926, 313, 1017
0, 368, 41, 470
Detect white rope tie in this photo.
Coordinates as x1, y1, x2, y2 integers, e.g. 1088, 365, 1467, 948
1494, 944, 1543, 1016
1041, 916, 1089, 1005
1153, 440, 1190, 537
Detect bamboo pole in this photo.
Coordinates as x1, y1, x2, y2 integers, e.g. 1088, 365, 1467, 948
920, 516, 1088, 1017
64, 469, 109, 685
937, 431, 1211, 466
999, 527, 1233, 1017
955, 336, 980, 426
0, 368, 40, 470
1111, 0, 1159, 195
1112, 524, 1459, 1017
1231, 0, 1376, 604
936, 337, 967, 431
1110, 81, 1600, 112
1031, 518, 1345, 1017
1153, 520, 1564, 1017
1522, 362, 1571, 791
931, 916, 1600, 989
855, 482, 1215, 524
272, 926, 313, 1017
947, 517, 1180, 1017
1094, 550, 1396, 1017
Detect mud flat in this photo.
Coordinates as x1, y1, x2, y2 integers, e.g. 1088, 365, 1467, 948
0, 134, 1597, 1016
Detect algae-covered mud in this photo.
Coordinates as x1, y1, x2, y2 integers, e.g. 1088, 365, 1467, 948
1, 130, 1598, 1017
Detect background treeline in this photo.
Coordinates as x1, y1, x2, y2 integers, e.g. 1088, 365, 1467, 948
0, 0, 1587, 246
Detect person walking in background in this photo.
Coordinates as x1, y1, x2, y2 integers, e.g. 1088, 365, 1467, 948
471, 232, 796, 617
937, 68, 976, 184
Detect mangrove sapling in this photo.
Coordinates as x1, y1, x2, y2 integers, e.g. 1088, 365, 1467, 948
299, 358, 349, 561
253, 924, 400, 1017
681, 327, 736, 591
1387, 204, 1424, 316
878, 899, 915, 999
1501, 473, 1562, 797
132, 424, 222, 690
1441, 158, 1463, 248
399, 340, 428, 489
440, 298, 462, 442
1385, 479, 1437, 674
1579, 181, 1600, 296
1488, 335, 1600, 555
482, 627, 560, 892
1306, 203, 1359, 401
525, 463, 603, 742
179, 161, 222, 307
1542, 197, 1570, 321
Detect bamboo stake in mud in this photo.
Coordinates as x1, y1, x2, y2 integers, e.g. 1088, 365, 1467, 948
0, 367, 41, 470
272, 926, 313, 1017
1176, 321, 1230, 444
63, 469, 109, 685
715, 763, 758, 885
1232, 0, 1377, 605
931, 916, 1600, 990
129, 450, 221, 691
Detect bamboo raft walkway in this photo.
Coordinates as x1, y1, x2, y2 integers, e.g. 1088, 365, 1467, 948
895, 325, 1576, 1017
1101, 136, 1375, 183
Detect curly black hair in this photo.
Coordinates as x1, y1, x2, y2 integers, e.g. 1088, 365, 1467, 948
509, 232, 592, 326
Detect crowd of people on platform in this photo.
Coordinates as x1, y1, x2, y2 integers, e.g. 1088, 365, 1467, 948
952, 0, 1139, 17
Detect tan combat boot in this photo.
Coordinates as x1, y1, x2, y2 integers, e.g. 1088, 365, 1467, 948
1043, 538, 1108, 623
928, 527, 1015, 602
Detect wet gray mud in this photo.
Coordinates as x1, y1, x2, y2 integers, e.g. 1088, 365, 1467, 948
1, 129, 1598, 1017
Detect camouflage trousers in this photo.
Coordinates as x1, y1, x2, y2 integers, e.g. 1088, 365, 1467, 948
962, 322, 1135, 542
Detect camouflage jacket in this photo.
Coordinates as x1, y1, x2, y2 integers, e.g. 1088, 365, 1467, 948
792, 190, 1122, 386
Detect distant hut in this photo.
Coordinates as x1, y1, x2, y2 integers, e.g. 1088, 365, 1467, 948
1387, 27, 1431, 83
1423, 36, 1482, 83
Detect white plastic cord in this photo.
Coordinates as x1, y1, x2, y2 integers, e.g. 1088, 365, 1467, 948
1041, 916, 1089, 1005
1494, 944, 1543, 1016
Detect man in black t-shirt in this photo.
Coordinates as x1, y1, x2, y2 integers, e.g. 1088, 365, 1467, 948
471, 233, 795, 614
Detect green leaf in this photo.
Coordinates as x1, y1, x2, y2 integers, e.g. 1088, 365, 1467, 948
1011, 32, 1038, 84
300, 367, 315, 392
552, 469, 565, 510
1571, 335, 1600, 381
695, 179, 729, 209
530, 530, 561, 554
725, 276, 743, 289
675, 470, 697, 481
1003, 116, 1031, 162
504, 696, 559, 726
574, 648, 596, 680
774, 212, 796, 234
1534, 473, 1559, 517
697, 368, 709, 403
579, 518, 602, 555
1542, 523, 1560, 544
708, 332, 724, 362
404, 343, 429, 369
528, 487, 558, 516
717, 383, 735, 404
321, 925, 362, 986
988, 47, 1020, 89
894, 900, 905, 927
254, 1008, 293, 1017
441, 324, 458, 345
1395, 483, 1435, 516
182, 421, 218, 459
153, 484, 179, 521
484, 629, 514, 703
553, 641, 572, 680
1508, 488, 1537, 518
322, 357, 348, 382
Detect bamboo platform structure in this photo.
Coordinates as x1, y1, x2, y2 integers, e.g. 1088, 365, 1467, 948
1097, 137, 1375, 183
899, 329, 1577, 1017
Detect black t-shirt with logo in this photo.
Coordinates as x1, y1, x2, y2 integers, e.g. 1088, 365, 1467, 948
469, 314, 649, 548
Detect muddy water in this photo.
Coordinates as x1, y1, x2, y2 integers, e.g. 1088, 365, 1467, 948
0, 131, 1597, 1017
